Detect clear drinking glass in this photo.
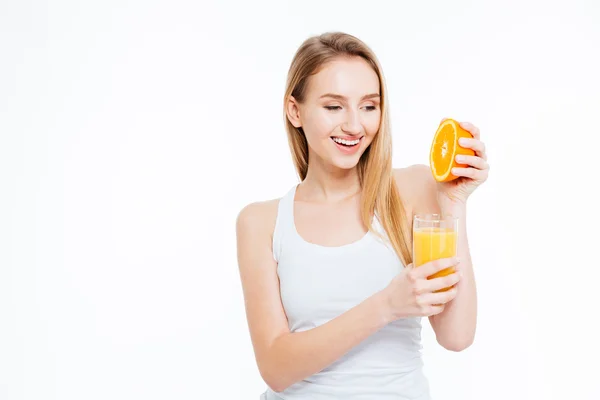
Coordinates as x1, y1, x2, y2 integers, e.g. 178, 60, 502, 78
413, 214, 458, 292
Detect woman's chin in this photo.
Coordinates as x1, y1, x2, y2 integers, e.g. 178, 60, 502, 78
329, 154, 362, 170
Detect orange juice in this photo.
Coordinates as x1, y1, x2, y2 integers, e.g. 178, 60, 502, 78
413, 227, 457, 291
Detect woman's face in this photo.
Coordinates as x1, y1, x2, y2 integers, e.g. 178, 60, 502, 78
287, 57, 382, 171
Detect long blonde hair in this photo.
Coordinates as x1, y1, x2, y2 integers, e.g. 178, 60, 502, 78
283, 31, 413, 266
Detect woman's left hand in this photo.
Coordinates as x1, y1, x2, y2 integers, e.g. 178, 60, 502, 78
437, 120, 490, 206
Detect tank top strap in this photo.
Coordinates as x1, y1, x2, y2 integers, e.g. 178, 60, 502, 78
272, 184, 299, 262
370, 210, 397, 251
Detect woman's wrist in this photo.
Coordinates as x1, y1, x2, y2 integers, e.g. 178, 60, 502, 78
373, 287, 395, 326
439, 198, 467, 218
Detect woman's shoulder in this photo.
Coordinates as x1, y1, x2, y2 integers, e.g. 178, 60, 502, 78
393, 164, 435, 186
236, 197, 282, 241
393, 164, 439, 215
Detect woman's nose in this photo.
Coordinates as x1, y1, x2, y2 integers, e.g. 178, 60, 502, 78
341, 110, 361, 134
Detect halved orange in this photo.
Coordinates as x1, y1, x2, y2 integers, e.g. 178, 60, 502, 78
430, 118, 475, 182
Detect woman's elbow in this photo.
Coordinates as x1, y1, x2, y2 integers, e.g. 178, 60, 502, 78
437, 335, 474, 352
260, 367, 292, 393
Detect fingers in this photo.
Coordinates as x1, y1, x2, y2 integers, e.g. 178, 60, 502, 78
401, 260, 461, 317
424, 304, 446, 316
412, 257, 459, 279
418, 287, 458, 308
416, 271, 460, 293
451, 167, 489, 182
458, 137, 486, 159
458, 121, 480, 140
455, 154, 489, 171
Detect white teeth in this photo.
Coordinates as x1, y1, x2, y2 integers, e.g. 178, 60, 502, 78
332, 137, 360, 146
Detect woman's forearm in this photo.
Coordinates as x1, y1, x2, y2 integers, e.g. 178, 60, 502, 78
431, 203, 477, 351
263, 290, 391, 392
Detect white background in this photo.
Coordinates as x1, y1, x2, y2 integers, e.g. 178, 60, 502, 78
1, 1, 599, 399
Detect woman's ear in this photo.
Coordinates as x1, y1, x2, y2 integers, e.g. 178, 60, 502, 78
286, 96, 302, 128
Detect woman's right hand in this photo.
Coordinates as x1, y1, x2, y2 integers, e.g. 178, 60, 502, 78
382, 257, 461, 320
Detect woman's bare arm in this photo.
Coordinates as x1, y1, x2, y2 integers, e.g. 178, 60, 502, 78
401, 164, 477, 351
236, 201, 392, 392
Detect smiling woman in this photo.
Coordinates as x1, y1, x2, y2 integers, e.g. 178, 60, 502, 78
286, 57, 383, 171
236, 31, 488, 400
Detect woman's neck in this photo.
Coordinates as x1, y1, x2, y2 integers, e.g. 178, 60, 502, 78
300, 164, 361, 203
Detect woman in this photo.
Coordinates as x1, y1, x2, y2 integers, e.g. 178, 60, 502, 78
236, 31, 489, 399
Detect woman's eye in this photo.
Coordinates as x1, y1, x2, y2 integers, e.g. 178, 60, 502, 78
324, 105, 377, 111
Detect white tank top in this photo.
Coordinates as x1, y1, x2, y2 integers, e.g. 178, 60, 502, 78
262, 184, 431, 400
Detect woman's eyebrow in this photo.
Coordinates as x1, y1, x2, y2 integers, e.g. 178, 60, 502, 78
319, 93, 381, 100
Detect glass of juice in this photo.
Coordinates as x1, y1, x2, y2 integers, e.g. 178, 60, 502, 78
413, 214, 458, 292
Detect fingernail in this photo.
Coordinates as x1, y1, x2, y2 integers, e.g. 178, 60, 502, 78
459, 138, 468, 145
456, 155, 465, 162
